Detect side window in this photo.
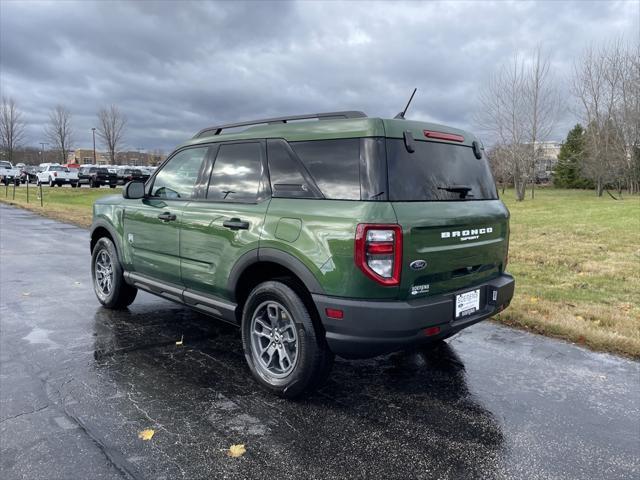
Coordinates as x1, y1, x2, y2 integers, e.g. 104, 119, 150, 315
267, 139, 320, 199
207, 142, 263, 202
151, 147, 208, 199
290, 139, 361, 200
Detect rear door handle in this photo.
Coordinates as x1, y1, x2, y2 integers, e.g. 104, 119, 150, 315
157, 212, 177, 222
223, 218, 250, 230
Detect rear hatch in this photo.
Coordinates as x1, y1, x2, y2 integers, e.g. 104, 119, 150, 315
385, 133, 509, 301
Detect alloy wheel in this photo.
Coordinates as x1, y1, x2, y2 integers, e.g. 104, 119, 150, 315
250, 300, 299, 378
94, 249, 114, 296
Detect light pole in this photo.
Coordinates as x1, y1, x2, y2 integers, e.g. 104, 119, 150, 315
92, 128, 97, 165
39, 142, 49, 163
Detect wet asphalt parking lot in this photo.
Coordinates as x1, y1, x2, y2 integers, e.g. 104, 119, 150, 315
1, 204, 639, 480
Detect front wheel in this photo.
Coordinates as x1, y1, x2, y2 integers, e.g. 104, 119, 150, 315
241, 281, 333, 398
91, 237, 137, 309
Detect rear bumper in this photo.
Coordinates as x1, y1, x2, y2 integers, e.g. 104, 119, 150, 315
313, 273, 515, 358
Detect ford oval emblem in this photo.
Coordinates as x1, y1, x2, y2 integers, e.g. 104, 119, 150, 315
410, 260, 427, 270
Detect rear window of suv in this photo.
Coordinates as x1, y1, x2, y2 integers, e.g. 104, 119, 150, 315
386, 139, 498, 201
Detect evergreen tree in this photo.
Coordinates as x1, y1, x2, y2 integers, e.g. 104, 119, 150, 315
553, 124, 593, 188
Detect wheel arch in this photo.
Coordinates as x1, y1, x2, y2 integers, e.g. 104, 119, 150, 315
90, 220, 124, 264
229, 248, 325, 325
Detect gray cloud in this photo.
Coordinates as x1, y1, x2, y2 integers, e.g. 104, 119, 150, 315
1, 0, 638, 152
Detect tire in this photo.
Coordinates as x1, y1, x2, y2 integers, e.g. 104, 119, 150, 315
109, 184, 116, 189
241, 280, 333, 398
49, 178, 54, 188
91, 236, 137, 309
71, 182, 77, 188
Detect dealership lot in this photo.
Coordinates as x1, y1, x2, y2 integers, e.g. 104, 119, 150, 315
1, 204, 638, 480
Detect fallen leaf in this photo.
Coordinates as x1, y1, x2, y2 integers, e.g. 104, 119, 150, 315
529, 296, 539, 303
138, 429, 155, 441
227, 444, 246, 457
176, 335, 184, 346
575, 315, 585, 321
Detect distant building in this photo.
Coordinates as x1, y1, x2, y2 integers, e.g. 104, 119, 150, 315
69, 149, 97, 165
67, 149, 166, 166
534, 141, 562, 181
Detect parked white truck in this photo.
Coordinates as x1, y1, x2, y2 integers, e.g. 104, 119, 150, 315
36, 164, 79, 187
0, 161, 21, 185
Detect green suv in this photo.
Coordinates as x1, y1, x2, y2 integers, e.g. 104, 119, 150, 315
90, 111, 514, 397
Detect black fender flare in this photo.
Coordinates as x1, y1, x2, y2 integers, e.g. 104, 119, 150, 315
227, 248, 325, 301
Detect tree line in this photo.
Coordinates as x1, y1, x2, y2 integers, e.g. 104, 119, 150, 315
0, 99, 128, 165
478, 40, 638, 200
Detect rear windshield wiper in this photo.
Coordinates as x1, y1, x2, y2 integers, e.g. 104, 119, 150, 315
438, 185, 473, 199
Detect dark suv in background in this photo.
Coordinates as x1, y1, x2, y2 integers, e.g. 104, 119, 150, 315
90, 111, 515, 398
78, 166, 118, 188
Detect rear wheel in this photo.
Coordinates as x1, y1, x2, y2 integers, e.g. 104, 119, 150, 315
242, 281, 333, 398
49, 178, 54, 188
91, 237, 137, 309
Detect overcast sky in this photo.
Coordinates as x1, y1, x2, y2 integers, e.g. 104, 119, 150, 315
1, 0, 638, 152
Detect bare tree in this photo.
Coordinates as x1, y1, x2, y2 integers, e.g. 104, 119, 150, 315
96, 105, 127, 164
476, 49, 560, 201
476, 55, 530, 200
525, 47, 560, 198
486, 144, 512, 194
44, 105, 74, 163
571, 41, 628, 196
615, 43, 640, 194
0, 97, 26, 163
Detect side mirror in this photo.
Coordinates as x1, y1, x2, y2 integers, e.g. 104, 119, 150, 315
123, 181, 145, 199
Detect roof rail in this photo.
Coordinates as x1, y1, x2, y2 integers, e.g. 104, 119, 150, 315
192, 111, 367, 139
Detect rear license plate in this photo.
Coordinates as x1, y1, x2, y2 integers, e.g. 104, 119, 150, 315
455, 289, 480, 319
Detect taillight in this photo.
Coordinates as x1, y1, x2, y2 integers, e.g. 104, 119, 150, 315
53, 172, 58, 177
355, 224, 402, 286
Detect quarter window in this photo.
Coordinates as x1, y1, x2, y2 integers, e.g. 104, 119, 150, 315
267, 139, 320, 199
151, 147, 208, 199
290, 139, 360, 200
207, 142, 263, 202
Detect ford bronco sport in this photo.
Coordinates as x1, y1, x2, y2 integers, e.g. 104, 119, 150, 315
90, 111, 514, 397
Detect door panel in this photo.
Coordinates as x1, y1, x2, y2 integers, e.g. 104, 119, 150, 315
180, 201, 269, 298
179, 140, 269, 300
124, 145, 211, 285
124, 198, 187, 285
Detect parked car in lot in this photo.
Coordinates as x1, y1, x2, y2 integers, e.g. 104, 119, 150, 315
22, 165, 41, 184
122, 168, 148, 183
78, 166, 118, 188
90, 110, 514, 398
0, 161, 21, 185
37, 164, 79, 187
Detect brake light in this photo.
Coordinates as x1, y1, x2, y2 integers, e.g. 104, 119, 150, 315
355, 224, 402, 286
423, 130, 464, 142
53, 172, 58, 177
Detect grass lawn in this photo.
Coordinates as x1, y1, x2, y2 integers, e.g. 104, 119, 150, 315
2, 185, 639, 357
498, 188, 639, 358
0, 184, 120, 227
